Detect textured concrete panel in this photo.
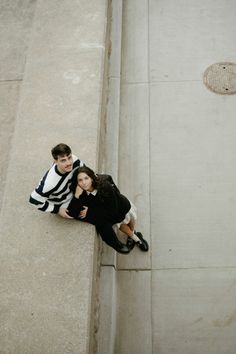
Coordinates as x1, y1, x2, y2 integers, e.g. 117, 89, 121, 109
101, 0, 123, 267
0, 0, 37, 80
150, 81, 236, 269
17, 47, 106, 169
0, 82, 20, 209
149, 0, 236, 82
118, 83, 151, 270
121, 0, 148, 83
115, 270, 152, 354
0, 217, 97, 354
152, 269, 236, 354
109, 0, 122, 79
105, 77, 121, 181
97, 266, 116, 354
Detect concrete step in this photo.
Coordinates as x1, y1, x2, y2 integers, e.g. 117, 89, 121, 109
97, 1, 152, 353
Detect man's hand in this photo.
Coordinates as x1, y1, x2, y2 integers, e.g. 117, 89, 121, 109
79, 206, 88, 219
58, 207, 74, 219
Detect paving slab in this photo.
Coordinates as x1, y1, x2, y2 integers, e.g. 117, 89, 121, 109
0, 0, 37, 80
149, 0, 236, 82
121, 0, 148, 83
150, 81, 236, 269
0, 82, 20, 210
115, 270, 152, 354
97, 266, 117, 354
152, 268, 236, 354
109, 0, 122, 79
118, 83, 151, 270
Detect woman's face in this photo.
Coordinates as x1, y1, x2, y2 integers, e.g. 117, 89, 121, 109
77, 172, 93, 192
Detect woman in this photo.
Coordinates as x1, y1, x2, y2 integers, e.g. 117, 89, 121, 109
68, 166, 149, 252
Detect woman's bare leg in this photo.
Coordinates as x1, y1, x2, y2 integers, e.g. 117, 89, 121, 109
119, 223, 133, 237
119, 220, 140, 242
128, 218, 135, 232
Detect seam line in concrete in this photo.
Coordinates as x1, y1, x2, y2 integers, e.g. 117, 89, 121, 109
120, 79, 202, 85
152, 266, 236, 271
0, 79, 23, 83
150, 79, 202, 83
121, 81, 149, 85
147, 2, 155, 353
116, 268, 152, 272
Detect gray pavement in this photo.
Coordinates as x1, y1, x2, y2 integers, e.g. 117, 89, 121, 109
1, 1, 236, 353
111, 0, 236, 353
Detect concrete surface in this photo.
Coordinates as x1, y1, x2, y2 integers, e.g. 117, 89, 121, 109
0, 0, 36, 211
0, 0, 37, 80
0, 0, 108, 353
2, 0, 236, 353
115, 270, 152, 354
97, 3, 122, 354
148, 1, 236, 352
152, 269, 236, 354
100, 0, 236, 353
0, 82, 20, 210
150, 81, 236, 269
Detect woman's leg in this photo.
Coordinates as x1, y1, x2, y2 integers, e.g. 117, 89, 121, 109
119, 220, 140, 242
119, 223, 133, 237
119, 220, 149, 252
96, 222, 130, 254
128, 218, 135, 232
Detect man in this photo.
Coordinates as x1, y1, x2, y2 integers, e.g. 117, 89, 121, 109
29, 143, 82, 218
29, 143, 130, 254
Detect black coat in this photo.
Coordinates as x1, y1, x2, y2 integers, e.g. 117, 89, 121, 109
68, 180, 131, 226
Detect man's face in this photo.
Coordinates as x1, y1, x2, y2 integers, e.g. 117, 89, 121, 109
55, 154, 73, 174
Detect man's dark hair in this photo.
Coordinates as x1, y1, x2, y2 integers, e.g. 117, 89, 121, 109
51, 143, 72, 160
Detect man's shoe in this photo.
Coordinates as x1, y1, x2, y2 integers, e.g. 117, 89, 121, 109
116, 243, 130, 254
126, 237, 135, 251
135, 231, 149, 252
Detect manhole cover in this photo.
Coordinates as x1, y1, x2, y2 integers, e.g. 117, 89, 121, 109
203, 62, 236, 95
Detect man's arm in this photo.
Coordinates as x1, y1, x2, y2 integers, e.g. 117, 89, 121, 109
58, 207, 74, 219
29, 189, 59, 213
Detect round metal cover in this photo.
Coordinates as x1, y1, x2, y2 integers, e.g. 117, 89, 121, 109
203, 62, 236, 95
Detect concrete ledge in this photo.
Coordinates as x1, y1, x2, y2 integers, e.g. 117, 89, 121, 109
0, 1, 108, 353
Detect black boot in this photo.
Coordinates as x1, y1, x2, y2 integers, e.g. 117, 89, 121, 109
126, 237, 135, 251
135, 231, 149, 252
116, 242, 130, 254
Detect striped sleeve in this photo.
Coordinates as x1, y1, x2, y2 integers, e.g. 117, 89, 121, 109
29, 155, 85, 214
29, 169, 62, 213
29, 190, 60, 213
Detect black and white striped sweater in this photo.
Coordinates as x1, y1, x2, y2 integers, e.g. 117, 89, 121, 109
29, 155, 84, 213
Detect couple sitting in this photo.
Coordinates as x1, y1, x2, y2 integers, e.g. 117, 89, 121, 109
29, 143, 149, 254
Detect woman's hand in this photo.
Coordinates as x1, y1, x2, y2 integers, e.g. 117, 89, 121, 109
79, 206, 88, 219
75, 185, 83, 198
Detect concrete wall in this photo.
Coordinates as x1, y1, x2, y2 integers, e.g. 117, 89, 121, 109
0, 0, 37, 210
0, 1, 108, 353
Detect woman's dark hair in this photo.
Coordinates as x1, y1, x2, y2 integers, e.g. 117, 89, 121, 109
76, 166, 98, 189
71, 166, 109, 197
51, 143, 71, 160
